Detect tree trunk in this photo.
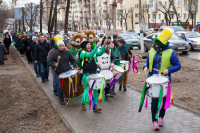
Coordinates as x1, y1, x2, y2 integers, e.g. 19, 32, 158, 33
54, 1, 58, 33
22, 7, 26, 32
48, 0, 55, 33
64, 0, 70, 34
40, 0, 43, 33
19, 20, 21, 32
30, 3, 33, 32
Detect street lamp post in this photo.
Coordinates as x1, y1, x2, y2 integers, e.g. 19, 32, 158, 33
109, 0, 117, 34
139, 0, 144, 53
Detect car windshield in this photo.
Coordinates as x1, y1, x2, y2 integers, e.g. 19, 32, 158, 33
170, 35, 180, 40
161, 26, 186, 32
96, 30, 104, 34
186, 32, 200, 38
121, 34, 137, 39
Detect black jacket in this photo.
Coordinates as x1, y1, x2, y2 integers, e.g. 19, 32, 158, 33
33, 40, 52, 63
48, 49, 77, 75
3, 38, 11, 47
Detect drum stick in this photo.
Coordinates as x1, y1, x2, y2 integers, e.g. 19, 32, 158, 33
57, 56, 61, 64
153, 68, 163, 73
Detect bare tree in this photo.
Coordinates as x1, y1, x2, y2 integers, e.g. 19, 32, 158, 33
158, 1, 173, 26
118, 9, 129, 30
23, 3, 38, 32
129, 7, 134, 31
64, 0, 71, 33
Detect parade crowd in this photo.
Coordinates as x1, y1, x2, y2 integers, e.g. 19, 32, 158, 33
0, 28, 181, 131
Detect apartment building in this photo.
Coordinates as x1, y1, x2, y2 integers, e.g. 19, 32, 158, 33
125, 0, 148, 32
148, 0, 200, 31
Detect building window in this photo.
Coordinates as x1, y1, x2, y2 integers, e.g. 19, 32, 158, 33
164, 1, 167, 6
159, 1, 162, 7
178, 13, 181, 18
153, 14, 156, 19
184, 13, 187, 19
159, 14, 161, 19
135, 14, 138, 17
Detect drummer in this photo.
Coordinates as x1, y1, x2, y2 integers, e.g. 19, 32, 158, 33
109, 41, 121, 95
117, 39, 132, 91
143, 29, 181, 130
79, 40, 106, 112
48, 40, 77, 105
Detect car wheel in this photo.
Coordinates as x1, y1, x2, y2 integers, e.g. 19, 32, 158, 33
188, 44, 193, 51
182, 51, 188, 54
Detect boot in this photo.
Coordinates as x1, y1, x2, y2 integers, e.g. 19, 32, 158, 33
119, 86, 122, 91
123, 86, 127, 91
93, 104, 102, 112
81, 103, 86, 111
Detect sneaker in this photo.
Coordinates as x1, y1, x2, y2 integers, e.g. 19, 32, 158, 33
41, 80, 45, 83
46, 79, 49, 81
119, 86, 122, 91
60, 101, 65, 105
158, 118, 164, 127
123, 86, 127, 91
81, 103, 86, 111
153, 121, 160, 131
93, 104, 102, 112
36, 74, 40, 77
106, 94, 110, 97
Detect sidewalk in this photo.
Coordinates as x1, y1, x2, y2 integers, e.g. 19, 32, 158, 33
17, 49, 200, 133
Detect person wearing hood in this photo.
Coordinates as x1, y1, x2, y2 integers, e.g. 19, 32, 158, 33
79, 40, 106, 112
33, 36, 52, 83
48, 40, 77, 105
117, 39, 132, 91
143, 29, 181, 131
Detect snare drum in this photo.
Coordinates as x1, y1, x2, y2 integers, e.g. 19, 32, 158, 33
88, 74, 105, 90
59, 70, 84, 99
146, 75, 169, 98
112, 65, 124, 80
99, 70, 113, 83
120, 60, 129, 71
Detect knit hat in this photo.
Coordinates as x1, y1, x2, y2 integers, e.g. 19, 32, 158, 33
81, 40, 90, 49
57, 40, 65, 47
152, 28, 173, 47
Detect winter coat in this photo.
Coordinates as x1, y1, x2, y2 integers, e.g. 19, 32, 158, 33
143, 45, 181, 81
0, 43, 7, 61
117, 45, 132, 61
33, 40, 52, 63
48, 49, 77, 75
3, 38, 11, 48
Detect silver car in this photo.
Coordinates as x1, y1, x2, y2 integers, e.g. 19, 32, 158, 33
144, 33, 189, 54
176, 31, 200, 51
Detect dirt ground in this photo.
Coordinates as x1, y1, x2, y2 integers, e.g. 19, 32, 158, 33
127, 50, 200, 116
0, 46, 71, 133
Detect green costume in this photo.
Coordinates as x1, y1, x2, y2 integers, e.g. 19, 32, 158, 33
110, 48, 121, 66
80, 45, 106, 105
70, 48, 82, 67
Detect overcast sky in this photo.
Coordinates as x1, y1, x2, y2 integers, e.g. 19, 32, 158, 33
5, 0, 40, 7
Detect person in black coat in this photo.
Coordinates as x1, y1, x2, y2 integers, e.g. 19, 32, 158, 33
24, 35, 33, 63
33, 36, 52, 83
3, 35, 11, 54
